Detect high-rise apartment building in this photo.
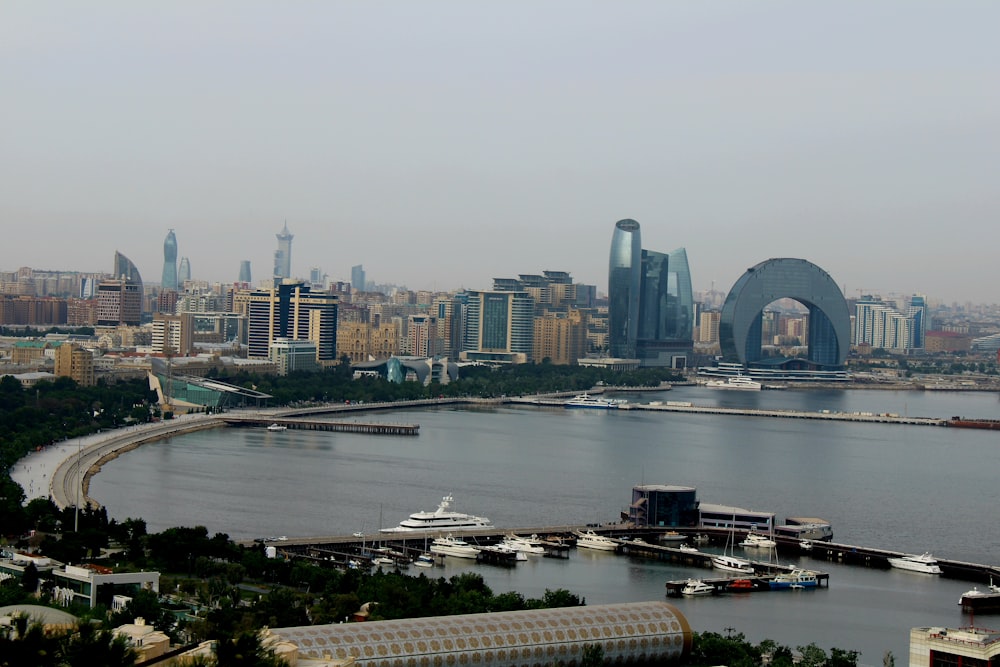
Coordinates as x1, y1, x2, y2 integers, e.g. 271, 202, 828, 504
152, 312, 195, 356
461, 290, 534, 363
161, 230, 178, 290
699, 311, 721, 344
407, 314, 437, 357
274, 223, 294, 279
854, 295, 927, 352
245, 280, 338, 364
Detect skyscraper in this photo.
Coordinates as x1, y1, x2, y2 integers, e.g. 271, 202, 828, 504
351, 265, 366, 293
238, 260, 252, 284
178, 257, 191, 283
112, 250, 143, 320
608, 219, 642, 358
161, 229, 178, 290
608, 220, 694, 366
274, 223, 294, 279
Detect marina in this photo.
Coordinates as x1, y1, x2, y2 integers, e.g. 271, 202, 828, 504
65, 388, 1000, 662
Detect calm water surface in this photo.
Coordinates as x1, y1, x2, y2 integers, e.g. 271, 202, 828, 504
90, 388, 1000, 663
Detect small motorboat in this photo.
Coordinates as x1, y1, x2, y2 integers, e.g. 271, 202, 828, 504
726, 578, 755, 591
413, 553, 435, 568
266, 423, 287, 431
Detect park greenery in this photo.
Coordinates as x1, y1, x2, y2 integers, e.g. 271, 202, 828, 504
0, 364, 865, 664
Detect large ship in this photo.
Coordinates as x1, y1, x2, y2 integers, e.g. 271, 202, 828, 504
380, 495, 493, 533
564, 394, 624, 409
705, 375, 762, 391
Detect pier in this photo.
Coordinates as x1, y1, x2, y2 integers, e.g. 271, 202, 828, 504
220, 415, 419, 435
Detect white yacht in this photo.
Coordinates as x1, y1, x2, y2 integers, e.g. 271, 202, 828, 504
740, 531, 777, 549
711, 554, 755, 574
706, 375, 762, 391
681, 579, 715, 597
266, 423, 287, 431
380, 495, 492, 533
564, 393, 623, 409
575, 530, 618, 551
500, 534, 546, 555
413, 553, 436, 568
429, 535, 481, 559
887, 552, 943, 574
678, 544, 700, 554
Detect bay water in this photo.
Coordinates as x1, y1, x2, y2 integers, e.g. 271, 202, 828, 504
89, 387, 1000, 662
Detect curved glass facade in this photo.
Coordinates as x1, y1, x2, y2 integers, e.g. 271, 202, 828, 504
273, 601, 692, 666
608, 219, 641, 359
161, 230, 178, 290
112, 251, 143, 317
719, 258, 850, 368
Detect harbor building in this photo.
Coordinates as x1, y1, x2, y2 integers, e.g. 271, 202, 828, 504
270, 601, 692, 667
909, 625, 1000, 667
628, 485, 700, 528
718, 258, 850, 373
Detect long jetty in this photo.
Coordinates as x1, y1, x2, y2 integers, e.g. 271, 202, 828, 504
220, 415, 419, 435
237, 525, 1000, 587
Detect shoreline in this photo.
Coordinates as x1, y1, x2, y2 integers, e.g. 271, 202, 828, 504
12, 383, 998, 512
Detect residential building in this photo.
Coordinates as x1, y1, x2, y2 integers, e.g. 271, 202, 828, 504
909, 626, 1000, 667
151, 313, 194, 356
407, 314, 437, 357
699, 311, 721, 344
533, 309, 588, 365
51, 564, 159, 609
854, 295, 927, 352
54, 342, 95, 386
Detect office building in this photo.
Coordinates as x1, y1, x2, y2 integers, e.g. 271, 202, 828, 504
269, 338, 319, 375
461, 290, 534, 364
608, 219, 642, 359
245, 280, 338, 365
608, 220, 694, 367
719, 258, 850, 370
274, 223, 294, 279
96, 280, 142, 327
351, 264, 366, 293
238, 260, 252, 284
161, 229, 178, 290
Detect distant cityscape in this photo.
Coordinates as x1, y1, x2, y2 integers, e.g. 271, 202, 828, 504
1, 219, 998, 398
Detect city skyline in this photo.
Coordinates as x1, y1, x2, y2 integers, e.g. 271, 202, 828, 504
3, 3, 999, 303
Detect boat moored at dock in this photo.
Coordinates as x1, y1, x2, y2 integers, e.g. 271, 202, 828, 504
769, 569, 819, 590
429, 535, 481, 559
681, 579, 715, 597
706, 375, 762, 391
575, 530, 618, 551
564, 394, 624, 409
380, 495, 492, 533
887, 552, 943, 574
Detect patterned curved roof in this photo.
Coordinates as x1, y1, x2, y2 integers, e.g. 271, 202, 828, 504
272, 601, 691, 666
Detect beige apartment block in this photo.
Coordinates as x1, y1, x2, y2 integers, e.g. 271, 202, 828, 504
54, 342, 95, 386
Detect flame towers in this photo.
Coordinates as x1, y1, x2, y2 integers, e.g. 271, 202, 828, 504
161, 229, 178, 290
608, 219, 642, 359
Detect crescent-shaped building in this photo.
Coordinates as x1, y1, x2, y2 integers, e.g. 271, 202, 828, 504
719, 258, 850, 369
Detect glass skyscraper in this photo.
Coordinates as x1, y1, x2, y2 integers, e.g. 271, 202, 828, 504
609, 219, 693, 365
608, 219, 641, 359
161, 229, 178, 290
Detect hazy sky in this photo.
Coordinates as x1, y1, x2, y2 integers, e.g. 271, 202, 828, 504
3, 2, 998, 304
